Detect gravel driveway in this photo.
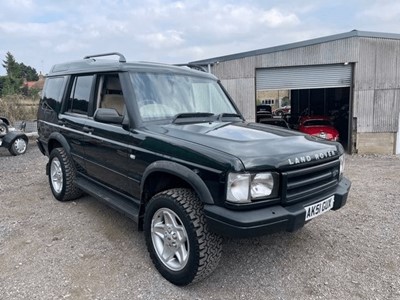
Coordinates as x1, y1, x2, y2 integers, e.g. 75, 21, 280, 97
0, 144, 399, 300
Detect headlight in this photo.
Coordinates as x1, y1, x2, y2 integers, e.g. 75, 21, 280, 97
227, 172, 278, 204
227, 173, 250, 203
251, 173, 274, 198
339, 154, 345, 176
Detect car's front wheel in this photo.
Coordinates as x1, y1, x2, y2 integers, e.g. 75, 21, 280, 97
48, 148, 82, 201
144, 188, 222, 286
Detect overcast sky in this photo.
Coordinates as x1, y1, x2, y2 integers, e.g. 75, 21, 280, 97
1, 0, 400, 76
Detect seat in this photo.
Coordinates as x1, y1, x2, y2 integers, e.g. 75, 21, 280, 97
101, 77, 125, 115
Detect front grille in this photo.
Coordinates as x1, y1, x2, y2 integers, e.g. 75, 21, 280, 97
281, 160, 340, 205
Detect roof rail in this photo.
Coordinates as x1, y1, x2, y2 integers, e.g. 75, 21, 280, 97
84, 52, 126, 63
175, 63, 207, 72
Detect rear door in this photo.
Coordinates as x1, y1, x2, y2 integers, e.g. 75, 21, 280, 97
58, 74, 96, 169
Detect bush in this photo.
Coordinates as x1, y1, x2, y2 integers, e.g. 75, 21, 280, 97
0, 94, 38, 123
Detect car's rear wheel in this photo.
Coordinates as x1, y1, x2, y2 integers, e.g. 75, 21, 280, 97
0, 121, 8, 137
48, 148, 82, 201
144, 188, 222, 286
9, 137, 27, 156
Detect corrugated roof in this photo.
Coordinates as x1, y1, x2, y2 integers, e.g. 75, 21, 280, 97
190, 30, 400, 65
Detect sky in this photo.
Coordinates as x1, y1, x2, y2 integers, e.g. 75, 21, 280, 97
1, 0, 400, 76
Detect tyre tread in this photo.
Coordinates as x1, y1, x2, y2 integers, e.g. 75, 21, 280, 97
50, 148, 82, 201
147, 188, 222, 285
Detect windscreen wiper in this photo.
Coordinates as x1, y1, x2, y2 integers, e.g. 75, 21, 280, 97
172, 113, 215, 124
172, 112, 244, 124
216, 113, 244, 121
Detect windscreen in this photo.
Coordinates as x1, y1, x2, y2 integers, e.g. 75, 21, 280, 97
130, 72, 237, 121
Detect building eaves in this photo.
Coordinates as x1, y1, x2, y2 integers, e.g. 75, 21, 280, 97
190, 30, 400, 65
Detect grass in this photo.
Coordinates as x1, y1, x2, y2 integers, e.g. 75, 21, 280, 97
0, 94, 39, 123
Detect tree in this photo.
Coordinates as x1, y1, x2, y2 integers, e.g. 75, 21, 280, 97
2, 52, 21, 78
0, 52, 39, 96
0, 76, 4, 93
1, 76, 20, 95
19, 63, 39, 81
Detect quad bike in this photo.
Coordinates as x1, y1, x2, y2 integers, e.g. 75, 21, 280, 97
0, 117, 28, 156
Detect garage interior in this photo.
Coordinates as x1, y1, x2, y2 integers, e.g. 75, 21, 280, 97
256, 64, 352, 152
290, 87, 350, 150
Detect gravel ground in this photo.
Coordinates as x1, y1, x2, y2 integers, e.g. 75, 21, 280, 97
0, 143, 399, 300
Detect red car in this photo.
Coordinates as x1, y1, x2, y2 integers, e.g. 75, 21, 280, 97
298, 115, 339, 141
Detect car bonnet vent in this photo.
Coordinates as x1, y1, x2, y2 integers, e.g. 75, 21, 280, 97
84, 52, 126, 63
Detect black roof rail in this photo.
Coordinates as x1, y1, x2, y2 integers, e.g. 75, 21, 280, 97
84, 52, 126, 63
175, 63, 207, 72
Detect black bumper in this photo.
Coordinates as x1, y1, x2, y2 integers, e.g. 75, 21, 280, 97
204, 177, 351, 238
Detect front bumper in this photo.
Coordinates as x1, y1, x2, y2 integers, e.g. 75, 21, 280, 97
204, 176, 351, 238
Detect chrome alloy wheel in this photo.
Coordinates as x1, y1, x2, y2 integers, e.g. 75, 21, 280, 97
50, 157, 63, 194
151, 208, 189, 271
13, 138, 27, 154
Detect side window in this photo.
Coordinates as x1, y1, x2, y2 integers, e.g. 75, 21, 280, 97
99, 74, 126, 116
41, 77, 66, 112
67, 75, 94, 115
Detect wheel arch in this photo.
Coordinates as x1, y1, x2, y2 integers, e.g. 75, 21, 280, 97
45, 133, 71, 175
141, 160, 214, 205
47, 132, 71, 155
139, 161, 215, 229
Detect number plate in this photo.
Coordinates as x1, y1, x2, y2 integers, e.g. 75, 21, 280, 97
304, 196, 334, 221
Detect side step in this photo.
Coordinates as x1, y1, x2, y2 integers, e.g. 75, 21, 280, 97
75, 176, 140, 223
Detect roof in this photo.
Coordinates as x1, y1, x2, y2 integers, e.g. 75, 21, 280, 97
48, 53, 216, 79
190, 30, 400, 65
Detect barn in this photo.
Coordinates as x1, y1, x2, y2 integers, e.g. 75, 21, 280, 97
191, 30, 400, 154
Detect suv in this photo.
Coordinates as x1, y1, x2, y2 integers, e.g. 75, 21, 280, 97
37, 53, 351, 286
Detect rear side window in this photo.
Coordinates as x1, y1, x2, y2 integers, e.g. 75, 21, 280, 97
66, 75, 94, 115
41, 77, 66, 112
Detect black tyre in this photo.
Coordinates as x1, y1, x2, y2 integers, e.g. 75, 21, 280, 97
144, 188, 222, 286
0, 121, 8, 137
48, 148, 82, 201
9, 137, 27, 156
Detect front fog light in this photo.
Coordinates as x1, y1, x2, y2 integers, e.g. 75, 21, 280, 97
227, 173, 250, 203
251, 173, 274, 198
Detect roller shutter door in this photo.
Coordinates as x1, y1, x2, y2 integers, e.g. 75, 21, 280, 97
256, 64, 352, 90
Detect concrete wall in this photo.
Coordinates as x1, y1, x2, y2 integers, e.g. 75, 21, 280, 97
357, 132, 396, 154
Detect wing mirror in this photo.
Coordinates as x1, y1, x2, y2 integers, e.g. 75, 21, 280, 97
94, 108, 124, 124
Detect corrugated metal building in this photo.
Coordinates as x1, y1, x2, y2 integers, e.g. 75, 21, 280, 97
191, 30, 400, 155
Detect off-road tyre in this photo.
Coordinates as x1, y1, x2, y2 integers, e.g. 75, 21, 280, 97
48, 148, 82, 201
144, 188, 222, 286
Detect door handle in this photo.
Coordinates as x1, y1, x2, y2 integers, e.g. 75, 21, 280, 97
83, 126, 94, 133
